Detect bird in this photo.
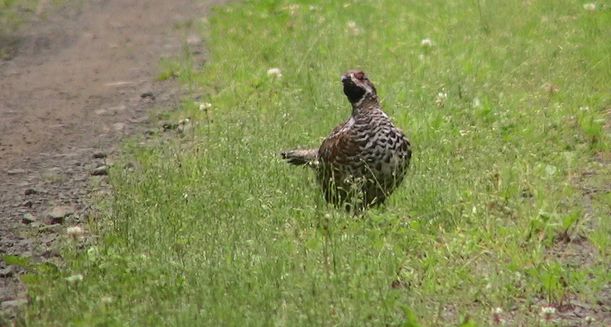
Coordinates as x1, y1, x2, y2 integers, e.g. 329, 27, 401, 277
281, 70, 412, 211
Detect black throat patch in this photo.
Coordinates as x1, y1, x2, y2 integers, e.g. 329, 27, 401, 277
343, 81, 366, 104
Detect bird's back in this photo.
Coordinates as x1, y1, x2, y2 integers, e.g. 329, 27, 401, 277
317, 105, 411, 209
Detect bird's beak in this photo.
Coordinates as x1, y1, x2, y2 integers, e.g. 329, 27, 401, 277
341, 75, 349, 83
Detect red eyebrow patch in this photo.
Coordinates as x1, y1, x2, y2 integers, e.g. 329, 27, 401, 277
354, 71, 365, 80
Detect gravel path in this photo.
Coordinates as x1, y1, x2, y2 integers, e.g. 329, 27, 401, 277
0, 0, 224, 321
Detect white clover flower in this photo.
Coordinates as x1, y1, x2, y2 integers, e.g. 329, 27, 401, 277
66, 226, 84, 240
421, 38, 433, 47
285, 4, 300, 16
540, 306, 556, 321
435, 91, 448, 107
267, 67, 283, 78
346, 21, 362, 35
199, 102, 212, 111
583, 3, 596, 11
65, 274, 83, 283
491, 307, 506, 325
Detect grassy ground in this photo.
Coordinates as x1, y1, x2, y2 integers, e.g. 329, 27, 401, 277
16, 0, 609, 325
0, 0, 63, 59
0, 0, 43, 31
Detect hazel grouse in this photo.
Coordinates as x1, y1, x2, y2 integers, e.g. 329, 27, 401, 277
281, 70, 412, 211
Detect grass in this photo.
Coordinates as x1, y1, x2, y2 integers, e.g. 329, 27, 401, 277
0, 0, 43, 32
14, 0, 610, 326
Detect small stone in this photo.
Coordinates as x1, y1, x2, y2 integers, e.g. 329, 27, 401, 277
140, 91, 155, 100
93, 151, 107, 159
161, 121, 178, 131
7, 168, 26, 175
91, 165, 108, 176
0, 266, 14, 277
112, 122, 126, 132
94, 108, 108, 115
1, 299, 28, 309
66, 226, 85, 240
24, 188, 38, 195
22, 213, 36, 224
22, 200, 33, 208
129, 116, 148, 124
108, 104, 127, 112
187, 34, 202, 46
45, 206, 75, 224
177, 119, 193, 134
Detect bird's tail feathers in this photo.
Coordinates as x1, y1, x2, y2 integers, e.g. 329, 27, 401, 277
280, 149, 318, 166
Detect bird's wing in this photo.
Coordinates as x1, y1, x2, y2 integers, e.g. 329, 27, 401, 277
318, 121, 365, 166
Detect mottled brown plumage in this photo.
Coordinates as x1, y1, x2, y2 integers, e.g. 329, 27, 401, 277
282, 70, 411, 211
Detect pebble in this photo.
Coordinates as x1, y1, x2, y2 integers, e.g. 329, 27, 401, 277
140, 91, 155, 100
129, 116, 148, 124
177, 120, 193, 134
161, 121, 178, 131
22, 213, 36, 224
187, 34, 202, 46
0, 266, 14, 277
6, 168, 26, 175
108, 104, 127, 112
94, 108, 108, 115
93, 151, 107, 159
112, 122, 126, 132
45, 206, 75, 224
24, 188, 38, 195
91, 165, 109, 176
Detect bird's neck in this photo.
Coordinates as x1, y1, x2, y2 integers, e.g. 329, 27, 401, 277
352, 93, 380, 115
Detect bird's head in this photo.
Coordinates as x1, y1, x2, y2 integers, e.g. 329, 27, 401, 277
341, 70, 377, 105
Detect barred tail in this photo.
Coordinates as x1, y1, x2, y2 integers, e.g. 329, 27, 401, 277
280, 149, 318, 166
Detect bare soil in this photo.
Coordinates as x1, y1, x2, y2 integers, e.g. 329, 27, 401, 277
0, 0, 223, 321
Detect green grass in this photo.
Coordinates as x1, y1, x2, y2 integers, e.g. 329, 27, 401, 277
0, 0, 41, 31
18, 0, 610, 326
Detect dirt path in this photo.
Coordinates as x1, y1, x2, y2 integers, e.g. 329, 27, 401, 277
0, 0, 223, 321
